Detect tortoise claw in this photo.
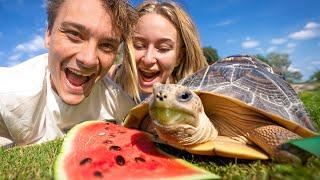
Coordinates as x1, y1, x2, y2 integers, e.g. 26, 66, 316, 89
273, 149, 302, 163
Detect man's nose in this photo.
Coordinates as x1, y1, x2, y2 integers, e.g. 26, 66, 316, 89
76, 41, 99, 68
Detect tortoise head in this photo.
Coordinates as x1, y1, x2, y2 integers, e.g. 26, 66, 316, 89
149, 83, 202, 127
149, 83, 217, 146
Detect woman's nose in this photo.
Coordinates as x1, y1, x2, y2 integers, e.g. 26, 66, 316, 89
142, 47, 157, 65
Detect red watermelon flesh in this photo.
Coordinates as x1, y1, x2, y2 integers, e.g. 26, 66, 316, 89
54, 120, 218, 180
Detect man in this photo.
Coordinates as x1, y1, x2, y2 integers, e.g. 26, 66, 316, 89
0, 0, 138, 146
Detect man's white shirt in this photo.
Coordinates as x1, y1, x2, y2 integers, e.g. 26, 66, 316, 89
0, 54, 135, 145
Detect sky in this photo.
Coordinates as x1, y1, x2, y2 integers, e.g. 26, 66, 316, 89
0, 0, 319, 80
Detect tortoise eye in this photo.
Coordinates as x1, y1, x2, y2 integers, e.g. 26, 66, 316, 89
178, 91, 192, 102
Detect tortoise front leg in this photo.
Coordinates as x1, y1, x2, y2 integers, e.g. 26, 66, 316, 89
247, 125, 303, 163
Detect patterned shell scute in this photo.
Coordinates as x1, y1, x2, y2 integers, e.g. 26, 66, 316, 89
178, 55, 317, 131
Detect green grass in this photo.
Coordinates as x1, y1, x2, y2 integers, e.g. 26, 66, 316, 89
299, 88, 320, 128
0, 139, 62, 179
0, 89, 319, 179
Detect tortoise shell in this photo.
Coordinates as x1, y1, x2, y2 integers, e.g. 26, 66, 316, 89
124, 55, 318, 159
178, 55, 317, 132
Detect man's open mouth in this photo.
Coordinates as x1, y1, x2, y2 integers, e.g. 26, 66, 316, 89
65, 68, 95, 87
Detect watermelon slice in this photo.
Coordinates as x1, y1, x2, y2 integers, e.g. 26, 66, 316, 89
54, 120, 219, 180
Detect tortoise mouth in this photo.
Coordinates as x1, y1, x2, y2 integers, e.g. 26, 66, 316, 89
149, 107, 195, 126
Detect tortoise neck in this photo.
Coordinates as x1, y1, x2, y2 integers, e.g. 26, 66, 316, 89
179, 112, 218, 146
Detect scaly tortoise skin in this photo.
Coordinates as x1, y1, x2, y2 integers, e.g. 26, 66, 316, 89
124, 55, 318, 162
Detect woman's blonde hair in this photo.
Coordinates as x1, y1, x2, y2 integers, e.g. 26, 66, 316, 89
117, 38, 140, 103
114, 0, 207, 102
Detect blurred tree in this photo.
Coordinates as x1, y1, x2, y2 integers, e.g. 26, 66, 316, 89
254, 54, 270, 65
284, 70, 303, 83
267, 52, 291, 76
202, 46, 219, 64
260, 52, 303, 83
310, 70, 320, 82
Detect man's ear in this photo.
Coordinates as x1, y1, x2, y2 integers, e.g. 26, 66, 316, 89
44, 29, 51, 48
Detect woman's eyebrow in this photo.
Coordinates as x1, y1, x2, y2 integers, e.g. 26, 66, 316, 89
157, 38, 175, 44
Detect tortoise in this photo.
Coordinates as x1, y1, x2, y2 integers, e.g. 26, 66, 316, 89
124, 55, 318, 162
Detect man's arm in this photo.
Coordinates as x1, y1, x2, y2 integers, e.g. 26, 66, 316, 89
0, 106, 14, 147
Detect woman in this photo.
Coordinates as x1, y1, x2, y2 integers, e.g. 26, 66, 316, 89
109, 0, 207, 102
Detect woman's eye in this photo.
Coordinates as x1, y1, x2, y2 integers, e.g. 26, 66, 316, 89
157, 44, 172, 53
158, 47, 170, 53
133, 42, 145, 50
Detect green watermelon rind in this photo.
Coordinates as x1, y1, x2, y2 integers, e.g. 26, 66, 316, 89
54, 120, 95, 180
54, 120, 220, 180
156, 148, 220, 180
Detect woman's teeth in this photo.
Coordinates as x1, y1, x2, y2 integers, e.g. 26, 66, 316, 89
140, 70, 160, 81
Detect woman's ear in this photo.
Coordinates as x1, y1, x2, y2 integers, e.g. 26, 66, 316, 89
44, 29, 51, 48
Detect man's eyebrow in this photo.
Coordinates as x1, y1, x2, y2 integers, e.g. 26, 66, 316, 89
61, 21, 121, 44
61, 21, 88, 33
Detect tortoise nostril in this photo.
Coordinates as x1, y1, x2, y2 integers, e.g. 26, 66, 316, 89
156, 91, 167, 101
157, 95, 163, 101
159, 91, 163, 96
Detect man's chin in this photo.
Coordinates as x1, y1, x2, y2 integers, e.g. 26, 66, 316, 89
60, 94, 86, 105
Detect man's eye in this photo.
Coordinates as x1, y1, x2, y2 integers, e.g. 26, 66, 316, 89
100, 43, 117, 53
66, 31, 82, 41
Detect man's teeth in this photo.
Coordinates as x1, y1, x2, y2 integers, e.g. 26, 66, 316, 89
68, 68, 93, 77
65, 68, 93, 86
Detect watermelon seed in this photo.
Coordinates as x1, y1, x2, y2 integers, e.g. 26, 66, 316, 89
109, 146, 121, 151
116, 155, 125, 166
98, 132, 106, 136
94, 171, 103, 177
134, 157, 146, 163
79, 157, 92, 165
109, 134, 116, 137
103, 140, 113, 144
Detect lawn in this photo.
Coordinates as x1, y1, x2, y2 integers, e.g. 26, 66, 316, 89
1, 89, 319, 179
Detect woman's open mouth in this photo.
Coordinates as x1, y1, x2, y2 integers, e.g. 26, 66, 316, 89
139, 69, 160, 83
